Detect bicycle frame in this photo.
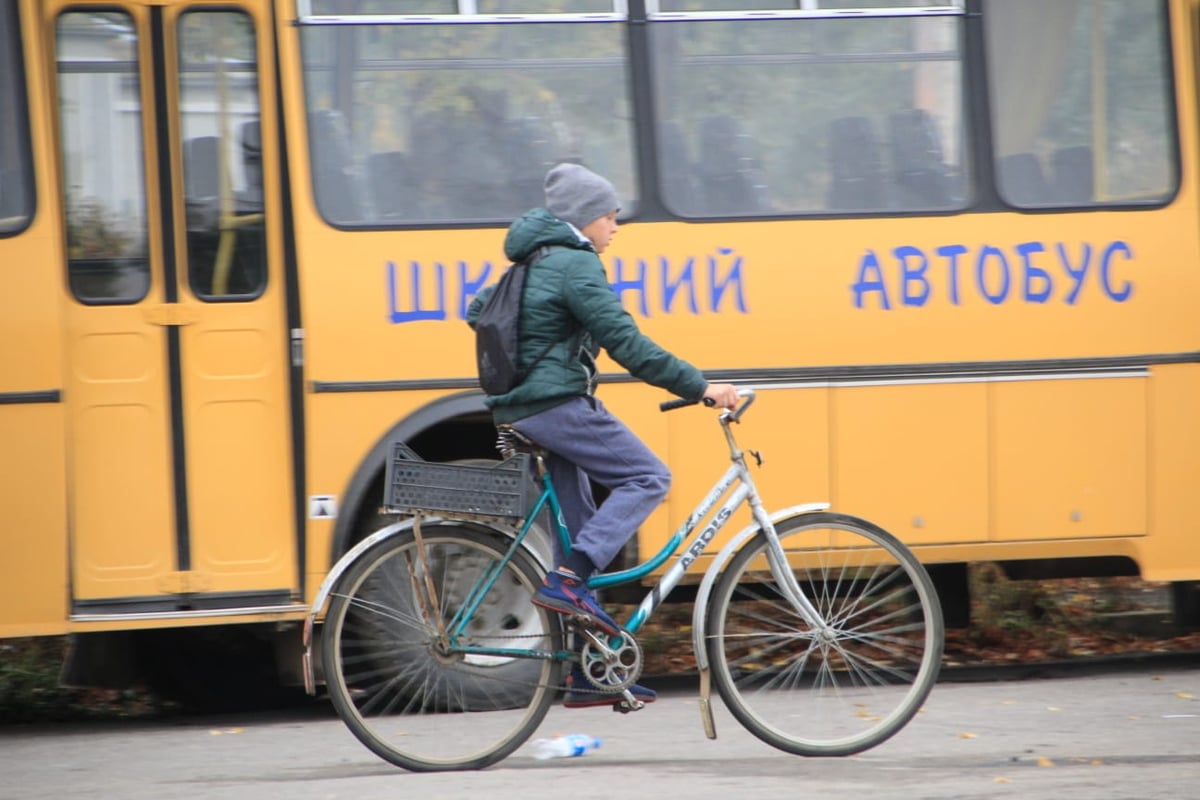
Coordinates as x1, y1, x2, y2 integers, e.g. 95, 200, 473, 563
440, 390, 830, 660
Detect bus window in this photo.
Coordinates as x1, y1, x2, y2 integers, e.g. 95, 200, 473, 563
56, 11, 150, 303
648, 3, 968, 217
296, 2, 636, 226
0, 0, 33, 233
178, 9, 266, 299
986, 0, 1176, 209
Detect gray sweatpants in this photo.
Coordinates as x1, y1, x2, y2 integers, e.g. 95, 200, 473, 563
512, 395, 670, 571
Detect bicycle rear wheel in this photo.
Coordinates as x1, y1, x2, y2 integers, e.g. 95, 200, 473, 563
321, 524, 563, 771
706, 511, 943, 756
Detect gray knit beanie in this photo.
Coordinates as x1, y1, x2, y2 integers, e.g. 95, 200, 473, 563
544, 163, 620, 230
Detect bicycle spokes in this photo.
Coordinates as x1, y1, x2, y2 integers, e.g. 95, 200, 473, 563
322, 526, 564, 771
706, 512, 943, 757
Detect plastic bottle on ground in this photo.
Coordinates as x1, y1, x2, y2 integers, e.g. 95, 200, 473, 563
530, 733, 603, 760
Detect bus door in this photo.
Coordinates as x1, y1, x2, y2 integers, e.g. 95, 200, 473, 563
48, 0, 300, 616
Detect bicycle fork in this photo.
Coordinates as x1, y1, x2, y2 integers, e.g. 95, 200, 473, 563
690, 501, 832, 739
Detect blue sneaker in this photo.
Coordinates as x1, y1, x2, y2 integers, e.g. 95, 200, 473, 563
532, 568, 621, 637
563, 664, 657, 709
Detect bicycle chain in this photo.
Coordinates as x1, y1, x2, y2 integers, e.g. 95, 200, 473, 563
442, 628, 644, 699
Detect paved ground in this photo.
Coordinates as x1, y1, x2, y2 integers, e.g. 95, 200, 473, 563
1, 664, 1197, 800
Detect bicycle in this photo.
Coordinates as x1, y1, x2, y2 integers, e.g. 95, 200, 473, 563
300, 388, 944, 772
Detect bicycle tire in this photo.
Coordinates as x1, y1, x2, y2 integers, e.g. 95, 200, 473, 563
321, 524, 563, 771
706, 511, 943, 756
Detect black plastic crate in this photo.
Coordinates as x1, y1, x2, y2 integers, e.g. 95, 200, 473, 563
383, 442, 531, 519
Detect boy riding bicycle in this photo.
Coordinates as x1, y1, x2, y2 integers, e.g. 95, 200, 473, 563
467, 163, 738, 708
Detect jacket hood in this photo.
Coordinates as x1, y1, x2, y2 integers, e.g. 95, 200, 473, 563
504, 207, 590, 262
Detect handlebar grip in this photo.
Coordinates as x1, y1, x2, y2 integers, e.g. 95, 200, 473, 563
659, 397, 716, 412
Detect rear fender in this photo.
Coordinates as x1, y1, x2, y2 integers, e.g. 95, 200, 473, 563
300, 515, 545, 695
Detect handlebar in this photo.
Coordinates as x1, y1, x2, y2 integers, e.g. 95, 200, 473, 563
658, 396, 712, 412
660, 387, 756, 423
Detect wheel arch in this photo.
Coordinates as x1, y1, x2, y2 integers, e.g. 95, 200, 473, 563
329, 389, 496, 565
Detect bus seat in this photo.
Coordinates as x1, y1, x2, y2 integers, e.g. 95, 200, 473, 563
366, 151, 417, 220
182, 136, 222, 231
889, 108, 951, 208
408, 108, 505, 221
696, 114, 768, 215
308, 109, 363, 223
1051, 145, 1093, 204
658, 119, 698, 215
240, 120, 262, 206
827, 116, 887, 211
996, 152, 1050, 206
183, 136, 220, 201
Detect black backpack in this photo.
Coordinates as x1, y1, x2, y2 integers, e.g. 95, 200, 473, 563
475, 245, 562, 395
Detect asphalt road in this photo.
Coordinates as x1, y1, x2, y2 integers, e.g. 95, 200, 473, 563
2, 665, 1198, 800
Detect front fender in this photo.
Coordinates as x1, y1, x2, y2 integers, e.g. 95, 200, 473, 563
690, 503, 830, 674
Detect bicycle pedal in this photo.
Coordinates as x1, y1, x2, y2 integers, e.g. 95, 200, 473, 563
612, 698, 644, 714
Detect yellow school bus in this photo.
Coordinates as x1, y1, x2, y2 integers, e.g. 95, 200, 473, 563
2, 0, 1197, 695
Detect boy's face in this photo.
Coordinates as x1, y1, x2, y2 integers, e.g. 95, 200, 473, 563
581, 211, 619, 254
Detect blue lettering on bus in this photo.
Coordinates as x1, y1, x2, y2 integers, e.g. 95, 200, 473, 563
896, 245, 929, 307
851, 240, 1134, 309
1101, 241, 1134, 301
610, 256, 650, 317
387, 248, 749, 324
1016, 241, 1051, 303
709, 247, 749, 313
977, 245, 1010, 305
661, 256, 699, 315
458, 260, 493, 319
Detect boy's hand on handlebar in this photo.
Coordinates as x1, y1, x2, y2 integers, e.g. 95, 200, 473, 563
703, 383, 740, 410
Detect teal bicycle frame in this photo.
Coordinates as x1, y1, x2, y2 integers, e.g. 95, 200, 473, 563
441, 390, 826, 664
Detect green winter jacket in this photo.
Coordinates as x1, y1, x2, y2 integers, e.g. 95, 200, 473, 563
467, 207, 707, 424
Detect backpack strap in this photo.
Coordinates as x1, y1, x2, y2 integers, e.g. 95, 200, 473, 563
514, 245, 568, 383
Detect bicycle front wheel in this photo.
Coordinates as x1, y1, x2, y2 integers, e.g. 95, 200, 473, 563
706, 511, 943, 756
321, 524, 563, 771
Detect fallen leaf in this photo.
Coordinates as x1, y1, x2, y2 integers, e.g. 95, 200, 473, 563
1037, 756, 1055, 767
1175, 692, 1195, 700
993, 777, 1012, 783
959, 732, 977, 739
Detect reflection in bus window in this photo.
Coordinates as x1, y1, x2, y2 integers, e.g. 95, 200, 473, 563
0, 1, 33, 234
298, 10, 635, 226
56, 11, 150, 303
986, 0, 1175, 208
649, 11, 967, 216
178, 10, 266, 299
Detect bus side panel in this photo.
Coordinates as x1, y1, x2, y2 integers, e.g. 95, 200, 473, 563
0, 400, 68, 637
992, 377, 1148, 542
1143, 365, 1200, 581
833, 382, 990, 545
0, 2, 69, 637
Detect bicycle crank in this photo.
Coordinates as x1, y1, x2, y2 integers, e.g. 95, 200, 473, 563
577, 628, 643, 694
